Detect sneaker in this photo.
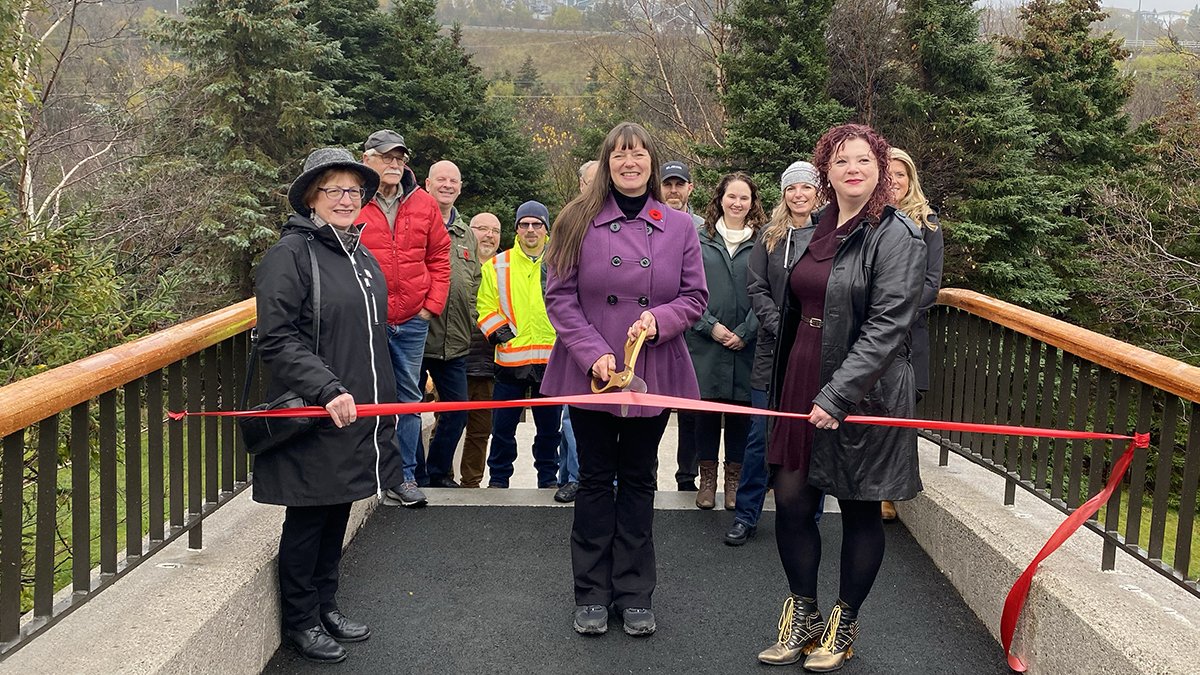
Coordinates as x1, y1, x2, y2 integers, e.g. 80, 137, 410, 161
382, 481, 427, 508
554, 482, 580, 503
621, 608, 656, 637
573, 605, 608, 635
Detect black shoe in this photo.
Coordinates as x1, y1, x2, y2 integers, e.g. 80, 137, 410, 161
320, 609, 371, 642
429, 475, 461, 488
621, 607, 656, 636
283, 625, 348, 663
678, 482, 698, 492
554, 482, 579, 503
574, 604, 608, 635
724, 521, 757, 546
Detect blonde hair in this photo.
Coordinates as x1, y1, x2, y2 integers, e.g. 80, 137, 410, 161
890, 148, 937, 231
761, 185, 821, 254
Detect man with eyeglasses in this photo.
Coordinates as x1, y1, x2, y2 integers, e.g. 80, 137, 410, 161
461, 213, 502, 488
359, 129, 451, 508
476, 201, 563, 491
416, 160, 480, 489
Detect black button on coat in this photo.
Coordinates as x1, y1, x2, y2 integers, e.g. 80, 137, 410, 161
252, 215, 405, 507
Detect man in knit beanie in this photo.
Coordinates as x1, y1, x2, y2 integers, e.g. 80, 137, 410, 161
476, 201, 566, 492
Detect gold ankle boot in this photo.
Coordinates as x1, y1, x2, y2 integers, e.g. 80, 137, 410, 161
803, 602, 859, 672
757, 595, 824, 665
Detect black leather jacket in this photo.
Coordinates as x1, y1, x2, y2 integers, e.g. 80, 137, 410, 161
770, 204, 927, 501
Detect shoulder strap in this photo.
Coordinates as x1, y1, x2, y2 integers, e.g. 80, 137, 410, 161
239, 236, 321, 409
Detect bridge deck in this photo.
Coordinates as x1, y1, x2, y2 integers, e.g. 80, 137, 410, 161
264, 503, 1006, 674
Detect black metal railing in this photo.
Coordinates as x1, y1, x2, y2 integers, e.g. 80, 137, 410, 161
0, 300, 258, 659
922, 290, 1200, 597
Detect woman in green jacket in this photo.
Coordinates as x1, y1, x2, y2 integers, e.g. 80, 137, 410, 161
684, 172, 767, 511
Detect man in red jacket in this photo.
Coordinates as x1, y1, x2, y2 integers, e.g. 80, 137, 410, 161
359, 129, 451, 508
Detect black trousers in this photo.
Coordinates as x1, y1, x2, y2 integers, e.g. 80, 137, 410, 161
570, 406, 670, 610
278, 502, 352, 630
675, 410, 699, 487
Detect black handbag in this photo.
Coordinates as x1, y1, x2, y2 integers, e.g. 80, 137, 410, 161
238, 238, 322, 456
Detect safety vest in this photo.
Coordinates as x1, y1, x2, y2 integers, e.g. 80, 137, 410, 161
476, 249, 556, 367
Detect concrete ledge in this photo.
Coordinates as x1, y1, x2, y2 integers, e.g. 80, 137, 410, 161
900, 439, 1200, 674
4, 491, 377, 674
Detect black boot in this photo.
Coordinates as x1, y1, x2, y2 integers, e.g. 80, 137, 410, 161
321, 609, 371, 642
283, 625, 348, 663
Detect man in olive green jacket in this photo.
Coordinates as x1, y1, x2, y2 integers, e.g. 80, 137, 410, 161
419, 160, 481, 487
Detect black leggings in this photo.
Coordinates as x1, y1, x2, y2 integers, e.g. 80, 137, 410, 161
773, 468, 884, 610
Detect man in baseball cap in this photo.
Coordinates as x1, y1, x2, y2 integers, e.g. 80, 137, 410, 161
359, 130, 451, 508
660, 161, 703, 228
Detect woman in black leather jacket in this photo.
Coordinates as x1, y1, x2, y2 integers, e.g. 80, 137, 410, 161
756, 125, 926, 671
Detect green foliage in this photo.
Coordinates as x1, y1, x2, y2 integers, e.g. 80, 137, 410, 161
305, 0, 546, 218
717, 0, 849, 183
877, 0, 1081, 312
0, 209, 176, 384
1001, 0, 1134, 194
148, 0, 352, 300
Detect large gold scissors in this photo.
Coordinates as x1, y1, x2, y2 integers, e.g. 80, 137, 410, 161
591, 328, 649, 395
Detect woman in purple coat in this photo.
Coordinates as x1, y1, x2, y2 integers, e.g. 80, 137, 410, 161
542, 122, 708, 638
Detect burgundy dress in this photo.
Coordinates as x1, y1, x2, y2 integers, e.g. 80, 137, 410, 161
768, 210, 863, 474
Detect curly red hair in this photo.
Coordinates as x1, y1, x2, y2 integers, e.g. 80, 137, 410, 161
812, 124, 894, 223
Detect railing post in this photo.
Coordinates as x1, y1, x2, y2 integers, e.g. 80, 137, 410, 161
1, 432, 24, 644
187, 355, 203, 550
70, 402, 91, 597
34, 415, 59, 619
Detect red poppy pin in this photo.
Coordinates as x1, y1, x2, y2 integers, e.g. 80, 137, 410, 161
648, 209, 663, 221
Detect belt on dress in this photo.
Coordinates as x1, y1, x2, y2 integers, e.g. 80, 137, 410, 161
799, 315, 823, 329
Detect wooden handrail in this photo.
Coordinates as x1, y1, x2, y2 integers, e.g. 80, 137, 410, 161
938, 289, 1200, 404
0, 299, 256, 439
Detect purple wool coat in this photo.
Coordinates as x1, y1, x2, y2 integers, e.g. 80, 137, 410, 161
541, 195, 708, 417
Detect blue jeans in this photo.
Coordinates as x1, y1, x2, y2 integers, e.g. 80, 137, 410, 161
735, 388, 771, 528
488, 378, 562, 487
386, 317, 428, 483
420, 356, 469, 483
558, 407, 579, 485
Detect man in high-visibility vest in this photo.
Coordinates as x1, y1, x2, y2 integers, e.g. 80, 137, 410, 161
476, 200, 563, 489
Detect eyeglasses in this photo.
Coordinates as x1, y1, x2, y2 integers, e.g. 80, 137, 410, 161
375, 153, 408, 165
516, 221, 546, 231
471, 226, 501, 235
315, 187, 367, 201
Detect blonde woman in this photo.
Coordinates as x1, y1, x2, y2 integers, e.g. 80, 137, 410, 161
725, 161, 821, 546
880, 148, 943, 522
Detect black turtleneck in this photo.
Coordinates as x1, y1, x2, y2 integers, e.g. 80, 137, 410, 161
613, 189, 649, 221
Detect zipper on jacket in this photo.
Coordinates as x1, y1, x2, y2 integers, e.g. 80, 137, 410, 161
332, 229, 386, 497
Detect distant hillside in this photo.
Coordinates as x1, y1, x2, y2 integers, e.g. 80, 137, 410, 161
451, 25, 606, 94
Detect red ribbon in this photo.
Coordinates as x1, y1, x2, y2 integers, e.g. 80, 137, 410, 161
999, 431, 1149, 671
170, 390, 1143, 670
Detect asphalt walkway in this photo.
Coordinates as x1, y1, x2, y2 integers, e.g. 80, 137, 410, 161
264, 504, 1005, 674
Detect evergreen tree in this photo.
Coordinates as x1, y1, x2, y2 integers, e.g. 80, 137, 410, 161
1001, 0, 1134, 196
514, 55, 546, 97
149, 0, 350, 299
305, 0, 546, 217
718, 0, 849, 183
877, 0, 1080, 312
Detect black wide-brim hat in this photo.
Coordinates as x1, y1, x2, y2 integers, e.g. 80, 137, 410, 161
287, 147, 381, 215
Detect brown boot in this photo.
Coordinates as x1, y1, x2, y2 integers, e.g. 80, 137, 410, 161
723, 462, 741, 511
696, 461, 718, 509
881, 500, 898, 522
